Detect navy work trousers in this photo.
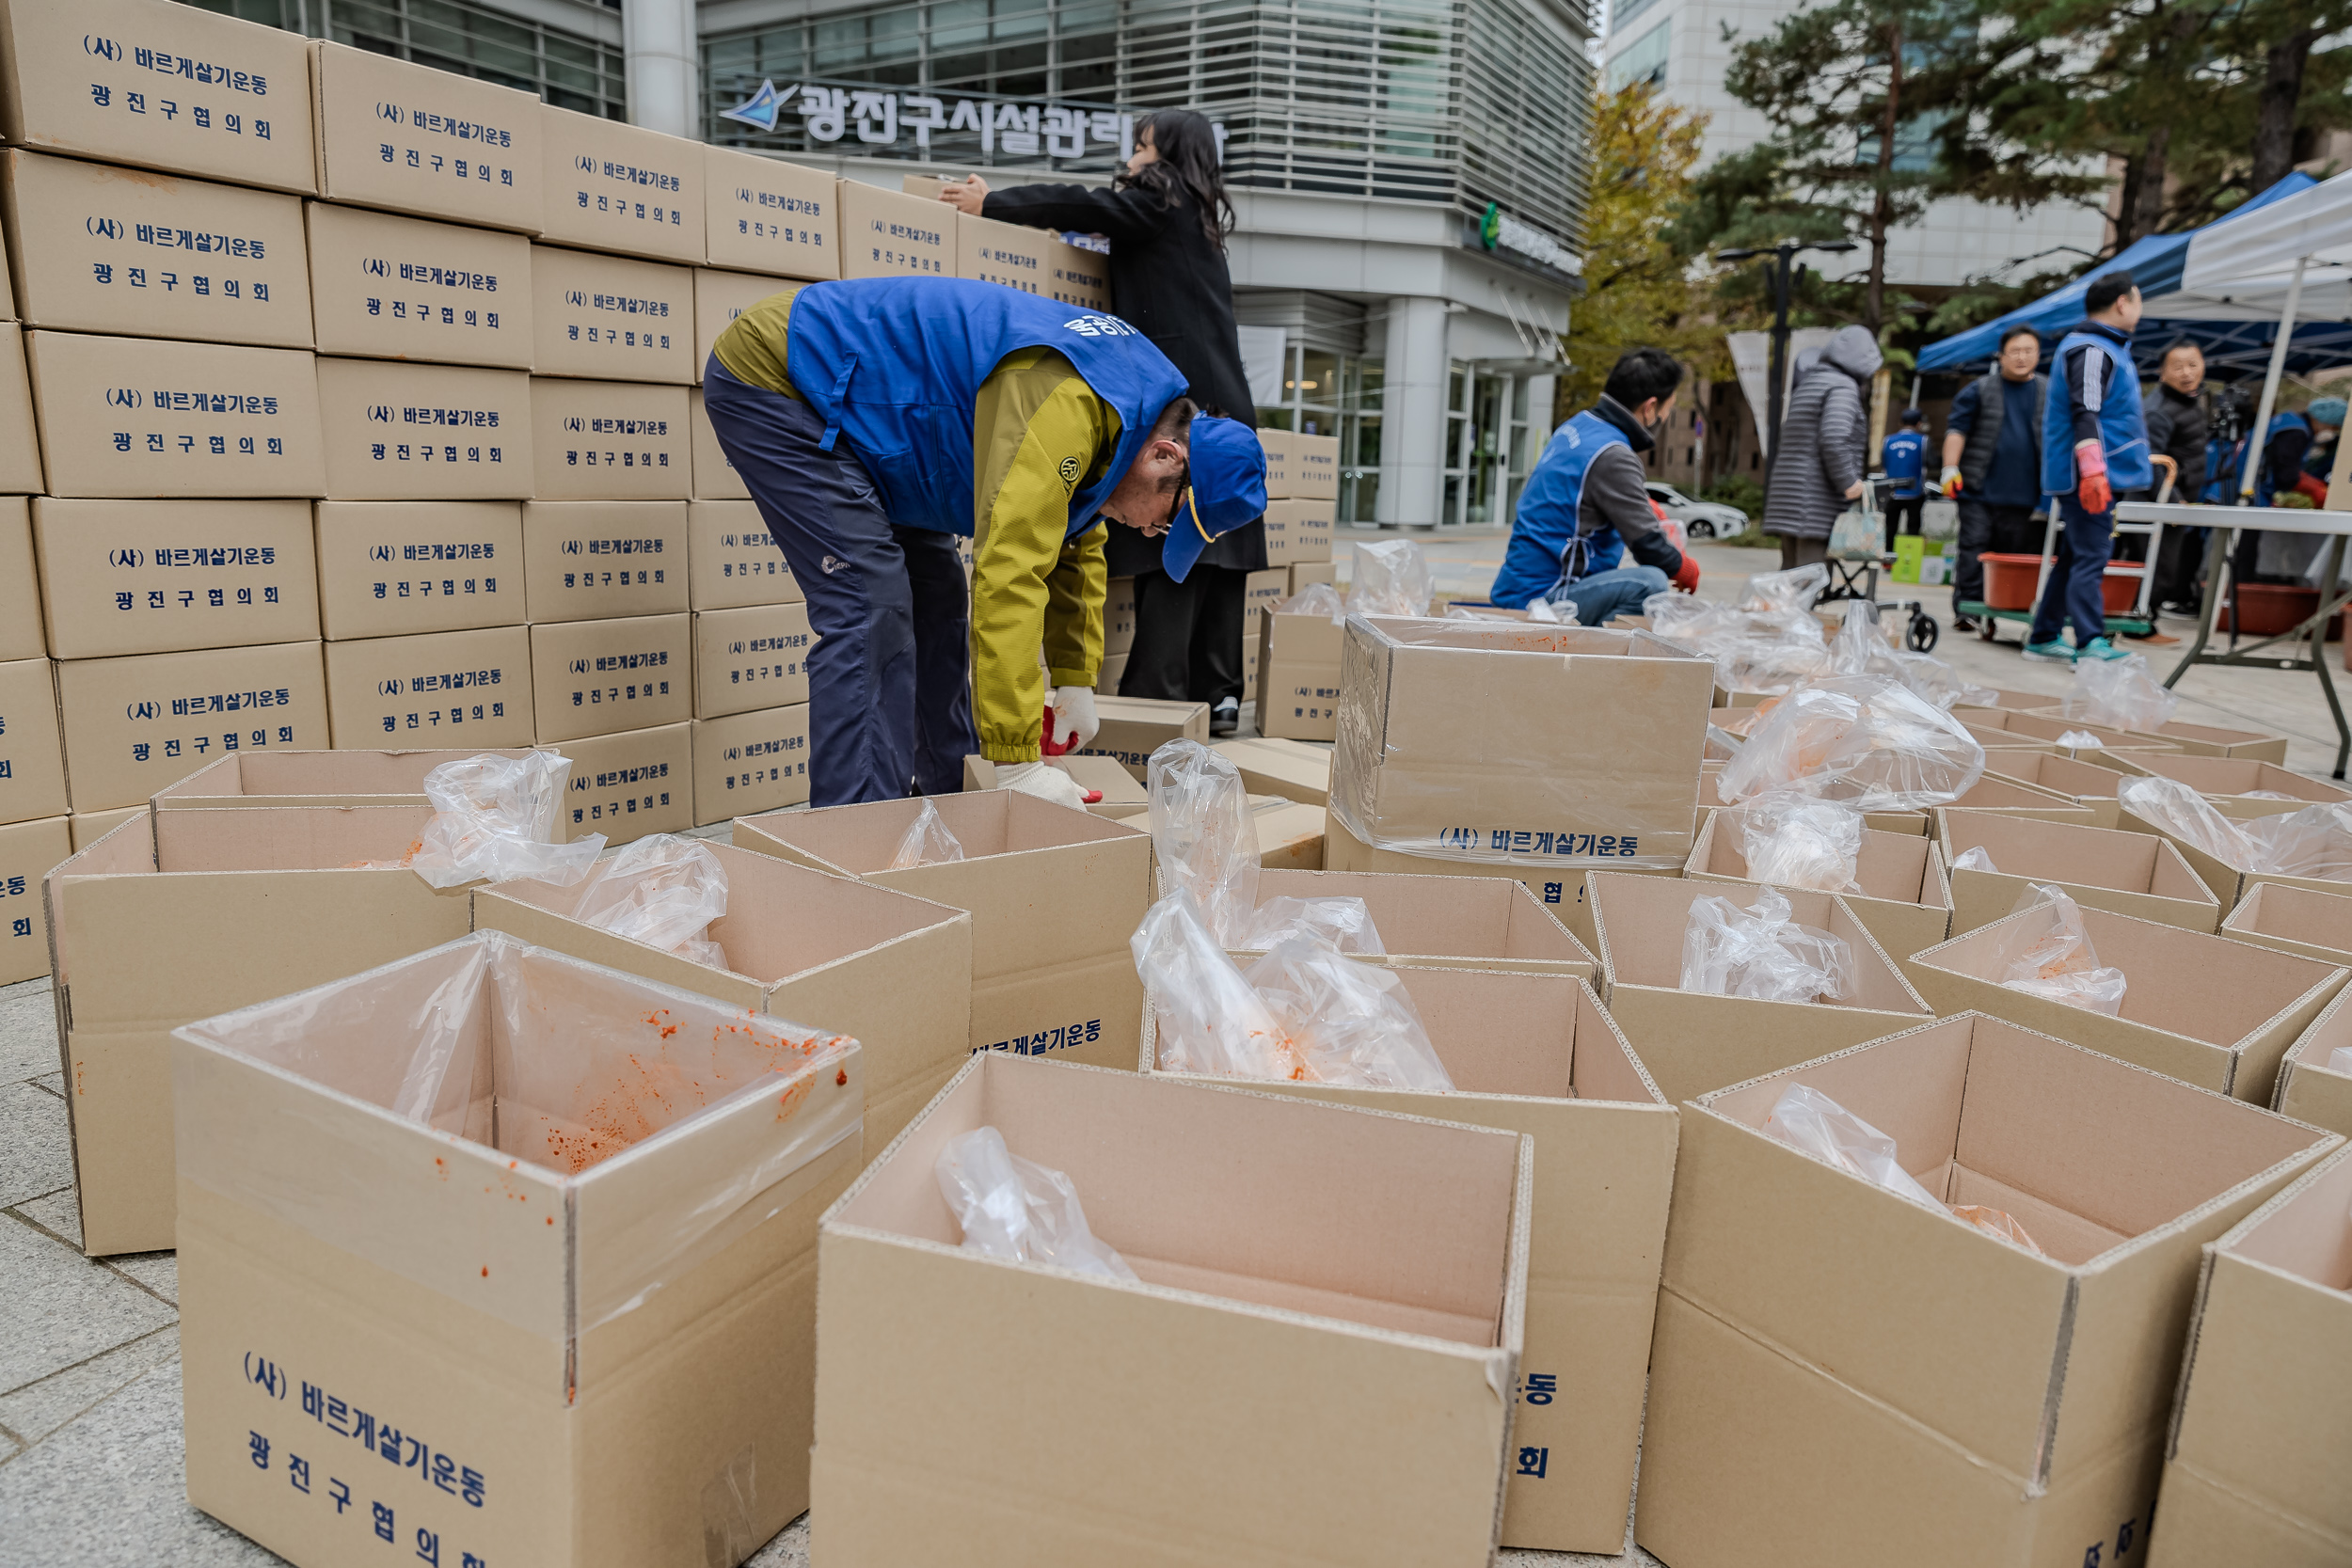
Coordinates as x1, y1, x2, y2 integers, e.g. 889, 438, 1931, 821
702, 356, 974, 804
2026, 494, 2114, 649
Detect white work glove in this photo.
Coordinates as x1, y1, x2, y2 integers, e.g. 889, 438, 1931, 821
1047, 685, 1100, 752
1938, 466, 1963, 499
997, 760, 1091, 810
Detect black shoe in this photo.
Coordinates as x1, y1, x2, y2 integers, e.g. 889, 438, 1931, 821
1211, 697, 1240, 737
1951, 613, 1978, 634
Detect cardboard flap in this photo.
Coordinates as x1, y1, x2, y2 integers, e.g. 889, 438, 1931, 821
153, 803, 440, 871
2224, 881, 2352, 964
1250, 868, 1593, 968
151, 749, 541, 805
1942, 811, 2164, 892
2139, 753, 2352, 803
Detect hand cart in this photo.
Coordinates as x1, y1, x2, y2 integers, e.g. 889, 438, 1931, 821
1820, 477, 1941, 653
1956, 456, 2175, 645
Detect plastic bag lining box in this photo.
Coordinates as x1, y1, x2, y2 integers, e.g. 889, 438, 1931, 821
812, 1053, 1532, 1568
1332, 617, 1713, 874
174, 932, 864, 1568
1902, 901, 2349, 1103
2266, 974, 2352, 1139
1637, 1011, 2341, 1568
1688, 807, 1953, 961
1228, 867, 1595, 979
151, 748, 546, 812
735, 791, 1151, 1069
1980, 752, 2140, 828
1141, 969, 1668, 1552
44, 804, 475, 1255
2125, 753, 2352, 825
1937, 809, 2220, 935
2143, 1141, 2352, 1565
1587, 870, 1933, 1108
1693, 766, 1949, 842
474, 840, 973, 1152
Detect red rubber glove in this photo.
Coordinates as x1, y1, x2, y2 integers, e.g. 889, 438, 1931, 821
2074, 440, 2111, 514
1671, 553, 1701, 594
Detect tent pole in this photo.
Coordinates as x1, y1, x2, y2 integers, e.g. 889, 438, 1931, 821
2238, 256, 2307, 503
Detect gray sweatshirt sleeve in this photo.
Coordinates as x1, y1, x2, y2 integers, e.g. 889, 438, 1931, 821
1579, 443, 1686, 573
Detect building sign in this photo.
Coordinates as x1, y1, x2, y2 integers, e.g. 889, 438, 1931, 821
722, 78, 1137, 160
1479, 201, 1579, 276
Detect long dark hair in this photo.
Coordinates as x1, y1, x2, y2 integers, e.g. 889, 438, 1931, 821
1117, 109, 1235, 251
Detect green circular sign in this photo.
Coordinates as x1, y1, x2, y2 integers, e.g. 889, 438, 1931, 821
1481, 202, 1502, 250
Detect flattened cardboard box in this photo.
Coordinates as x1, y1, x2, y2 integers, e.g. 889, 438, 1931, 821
324, 626, 533, 751
550, 721, 691, 845
24, 330, 321, 498
537, 102, 705, 263
55, 640, 326, 812
0, 657, 67, 825
737, 791, 1152, 1069
313, 357, 532, 500
2144, 1144, 2352, 1567
2, 150, 311, 346
308, 40, 543, 232
1939, 808, 2220, 934
520, 500, 686, 624
149, 747, 539, 812
704, 144, 837, 280
0, 0, 315, 192
689, 499, 801, 608
813, 1054, 1531, 1568
956, 212, 1051, 294
530, 244, 693, 383
1145, 969, 1660, 1550
531, 377, 691, 499
313, 500, 524, 640
692, 267, 792, 383
33, 499, 319, 659
45, 802, 474, 1253
1076, 694, 1210, 779
529, 612, 690, 744
1637, 1012, 2340, 1568
0, 813, 67, 982
0, 497, 43, 660
1687, 806, 1952, 961
1211, 736, 1331, 805
688, 387, 749, 499
305, 201, 532, 367
692, 702, 808, 820
694, 602, 813, 719
836, 179, 950, 279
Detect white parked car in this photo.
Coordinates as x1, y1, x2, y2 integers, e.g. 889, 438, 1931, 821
1645, 482, 1748, 540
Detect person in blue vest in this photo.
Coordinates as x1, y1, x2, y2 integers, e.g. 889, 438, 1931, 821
2026, 271, 2148, 664
1881, 407, 1928, 536
703, 277, 1266, 808
1489, 348, 1700, 621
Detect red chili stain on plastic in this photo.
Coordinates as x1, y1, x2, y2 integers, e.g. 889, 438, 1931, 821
835, 1068, 849, 1086
480, 1266, 489, 1278
545, 1215, 554, 1225
434, 1157, 447, 1180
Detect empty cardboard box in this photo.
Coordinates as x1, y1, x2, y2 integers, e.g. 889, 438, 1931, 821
1077, 694, 1211, 778
1942, 766, 2105, 823
2220, 879, 2352, 966
702, 145, 836, 280
25, 329, 324, 498
2128, 752, 2352, 815
304, 202, 533, 368
1232, 867, 1594, 978
150, 747, 541, 812
552, 722, 690, 844
33, 498, 320, 659
529, 612, 690, 744
2123, 718, 2289, 764
530, 377, 690, 499
1980, 752, 2136, 828
2270, 975, 2352, 1138
691, 702, 808, 820
530, 243, 693, 382
1941, 809, 2222, 934
324, 626, 533, 750
55, 640, 328, 811
1688, 806, 1953, 960
536, 102, 705, 263
309, 40, 544, 232
314, 500, 525, 640
521, 499, 687, 623
313, 358, 533, 499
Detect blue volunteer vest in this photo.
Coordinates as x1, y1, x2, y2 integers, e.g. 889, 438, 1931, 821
1490, 410, 1630, 608
2041, 329, 2152, 497
784, 278, 1191, 538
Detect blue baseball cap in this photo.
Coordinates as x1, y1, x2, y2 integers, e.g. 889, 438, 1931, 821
1161, 416, 1269, 583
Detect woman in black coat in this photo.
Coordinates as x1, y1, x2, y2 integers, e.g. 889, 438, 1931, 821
940, 109, 1265, 736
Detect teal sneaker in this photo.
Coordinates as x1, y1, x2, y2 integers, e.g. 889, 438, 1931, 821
2021, 639, 2077, 664
2075, 637, 2130, 661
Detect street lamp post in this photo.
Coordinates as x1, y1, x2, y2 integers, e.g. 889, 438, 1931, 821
1716, 240, 1859, 508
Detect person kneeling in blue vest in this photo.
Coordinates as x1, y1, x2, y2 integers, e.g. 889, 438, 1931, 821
703, 278, 1266, 809
1489, 348, 1701, 622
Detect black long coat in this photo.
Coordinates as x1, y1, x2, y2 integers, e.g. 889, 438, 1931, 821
981, 181, 1268, 577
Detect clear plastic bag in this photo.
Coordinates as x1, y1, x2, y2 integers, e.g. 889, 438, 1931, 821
1133, 892, 1304, 1081
1997, 883, 2127, 1016
1641, 588, 1722, 642
1145, 739, 1261, 943
567, 833, 730, 969
1713, 636, 1834, 698
2328, 1044, 2352, 1075
2118, 776, 2258, 865
2055, 730, 2105, 750
1229, 895, 1387, 956
1524, 596, 1564, 623
889, 799, 966, 870
2242, 801, 2352, 882
1950, 1205, 2046, 1253
1733, 792, 1867, 894
934, 1125, 1139, 1281
1345, 538, 1436, 619
1680, 885, 1858, 1003
405, 751, 605, 889
1828, 604, 1902, 679
1950, 845, 1998, 874
1762, 1084, 2045, 1253
1717, 675, 1987, 812
2063, 653, 2181, 733
1892, 652, 1998, 712
1243, 939, 1454, 1091
1738, 562, 1830, 613
1278, 581, 1347, 623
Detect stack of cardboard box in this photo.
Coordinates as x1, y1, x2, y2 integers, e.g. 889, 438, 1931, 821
1253, 425, 1342, 733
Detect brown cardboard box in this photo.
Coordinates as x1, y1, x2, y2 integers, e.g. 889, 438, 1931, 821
304, 201, 533, 367
1638, 1011, 2341, 1568
1905, 901, 2347, 1101
0, 498, 35, 659
703, 144, 837, 280
962, 753, 1149, 820
2, 150, 310, 345
1294, 431, 1340, 499
1687, 807, 1952, 960
1958, 705, 2184, 755
33, 498, 319, 658
308, 40, 543, 232
1261, 497, 1301, 565
1211, 736, 1330, 805
0, 325, 40, 494
1235, 867, 1594, 976
1258, 427, 1295, 499
529, 612, 690, 744
2145, 1143, 2352, 1566
693, 602, 812, 719
313, 357, 532, 499
955, 211, 1051, 294
1325, 810, 1677, 953
692, 266, 794, 383
24, 329, 321, 497
1243, 566, 1287, 638
0, 0, 316, 192
530, 377, 691, 499
1091, 650, 1126, 696
691, 701, 808, 820
1143, 967, 1660, 1550
0, 813, 66, 980
55, 640, 326, 811
1103, 574, 1136, 656
1286, 496, 1335, 562
1248, 795, 1325, 869
1333, 618, 1713, 871
687, 499, 799, 607
536, 102, 705, 262
1930, 769, 2098, 822
529, 243, 692, 382
1257, 607, 1344, 738
548, 721, 689, 845
2124, 718, 2289, 763
324, 626, 533, 750
46, 803, 474, 1252
1290, 559, 1337, 595
2116, 799, 2352, 910
520, 499, 686, 624
737, 791, 1152, 1067
2220, 878, 2352, 966
148, 746, 540, 811
69, 804, 145, 851
1077, 694, 1211, 778
1046, 237, 1110, 309
1979, 751, 2134, 827
477, 842, 972, 1149
314, 499, 525, 639
688, 386, 749, 498
1941, 809, 2221, 934
1588, 869, 1933, 1105
2269, 976, 2352, 1136
2129, 752, 2352, 814
835, 178, 951, 279
0, 657, 66, 825
176, 932, 863, 1563
812, 1053, 1533, 1568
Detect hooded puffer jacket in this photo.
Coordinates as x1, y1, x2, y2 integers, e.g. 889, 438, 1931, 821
1764, 325, 1884, 542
